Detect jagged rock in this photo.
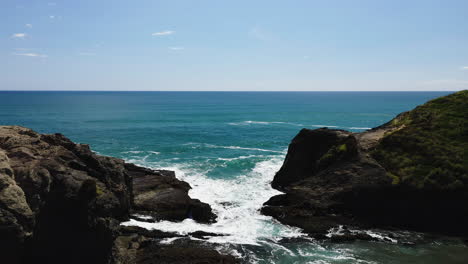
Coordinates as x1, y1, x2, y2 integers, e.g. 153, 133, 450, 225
112, 226, 236, 264
0, 126, 220, 264
188, 231, 225, 239
128, 164, 216, 223
0, 126, 131, 264
329, 232, 377, 243
262, 90, 468, 237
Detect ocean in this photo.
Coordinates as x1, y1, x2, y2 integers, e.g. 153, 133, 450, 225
1, 91, 467, 263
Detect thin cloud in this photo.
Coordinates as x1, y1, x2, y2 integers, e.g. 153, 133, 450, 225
461, 66, 468, 70
12, 33, 27, 38
169, 46, 184, 50
13, 53, 47, 58
78, 52, 96, 56
152, 30, 175, 36
25, 24, 32, 28
248, 26, 270, 41
49, 15, 55, 19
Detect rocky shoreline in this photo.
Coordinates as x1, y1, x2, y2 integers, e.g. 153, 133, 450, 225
0, 126, 235, 264
1, 90, 466, 263
261, 90, 468, 241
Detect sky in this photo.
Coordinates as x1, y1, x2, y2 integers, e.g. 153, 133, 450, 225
1, 0, 468, 91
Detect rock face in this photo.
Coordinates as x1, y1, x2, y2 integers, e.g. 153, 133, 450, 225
262, 90, 468, 237
128, 164, 216, 223
112, 226, 236, 264
0, 126, 218, 264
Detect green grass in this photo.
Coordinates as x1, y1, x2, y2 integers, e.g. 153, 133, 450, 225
318, 141, 354, 169
372, 90, 468, 190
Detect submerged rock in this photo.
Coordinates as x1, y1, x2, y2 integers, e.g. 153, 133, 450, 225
262, 90, 468, 238
0, 126, 221, 264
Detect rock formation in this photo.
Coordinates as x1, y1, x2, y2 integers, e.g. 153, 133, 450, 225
262, 90, 468, 239
0, 126, 226, 264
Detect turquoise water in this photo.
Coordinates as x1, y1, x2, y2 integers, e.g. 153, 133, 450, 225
1, 91, 467, 263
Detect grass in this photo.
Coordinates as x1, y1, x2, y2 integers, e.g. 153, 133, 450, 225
371, 90, 468, 190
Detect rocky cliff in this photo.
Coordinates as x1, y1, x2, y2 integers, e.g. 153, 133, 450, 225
0, 126, 229, 264
262, 90, 468, 239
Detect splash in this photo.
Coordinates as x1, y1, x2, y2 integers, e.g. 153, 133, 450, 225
121, 155, 305, 246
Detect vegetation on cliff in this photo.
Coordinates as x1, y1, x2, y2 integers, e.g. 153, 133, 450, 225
264, 90, 468, 238
372, 90, 468, 190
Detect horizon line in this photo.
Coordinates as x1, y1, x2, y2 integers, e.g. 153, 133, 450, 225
0, 90, 461, 92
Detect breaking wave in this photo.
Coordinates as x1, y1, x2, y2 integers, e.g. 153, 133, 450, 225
122, 155, 306, 246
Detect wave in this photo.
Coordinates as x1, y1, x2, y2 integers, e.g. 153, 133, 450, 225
121, 156, 305, 246
228, 121, 303, 126
310, 124, 339, 128
209, 145, 285, 154
348, 127, 371, 130
118, 147, 433, 262
121, 150, 160, 155
122, 150, 144, 154
184, 142, 286, 154
216, 155, 267, 162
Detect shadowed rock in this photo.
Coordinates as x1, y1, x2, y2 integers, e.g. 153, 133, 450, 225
0, 126, 220, 264
262, 90, 468, 238
128, 164, 216, 223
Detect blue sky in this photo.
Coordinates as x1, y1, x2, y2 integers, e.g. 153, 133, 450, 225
1, 0, 468, 91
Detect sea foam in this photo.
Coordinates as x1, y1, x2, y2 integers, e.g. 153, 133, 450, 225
121, 155, 305, 246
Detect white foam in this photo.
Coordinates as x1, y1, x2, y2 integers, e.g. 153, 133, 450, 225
227, 121, 303, 126
159, 237, 182, 244
348, 127, 371, 130
205, 144, 285, 154
121, 155, 306, 246
326, 225, 398, 243
122, 150, 160, 155
310, 125, 340, 128
216, 155, 265, 161
122, 150, 144, 154
132, 214, 153, 220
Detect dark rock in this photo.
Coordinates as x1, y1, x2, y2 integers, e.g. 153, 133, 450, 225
119, 225, 185, 239
0, 126, 132, 264
136, 245, 237, 264
262, 91, 468, 238
329, 233, 377, 243
128, 164, 216, 223
112, 227, 237, 264
188, 231, 225, 239
0, 126, 223, 264
261, 128, 388, 235
277, 237, 313, 243
271, 128, 359, 190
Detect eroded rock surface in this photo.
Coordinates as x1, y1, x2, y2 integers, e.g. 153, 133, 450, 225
262, 91, 468, 238
128, 164, 216, 223
0, 126, 220, 264
112, 226, 235, 264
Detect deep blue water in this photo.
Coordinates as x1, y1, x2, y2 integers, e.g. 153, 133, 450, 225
1, 91, 467, 263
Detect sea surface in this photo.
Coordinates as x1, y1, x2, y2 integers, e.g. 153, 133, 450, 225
1, 91, 467, 263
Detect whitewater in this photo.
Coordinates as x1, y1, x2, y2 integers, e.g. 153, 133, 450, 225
3, 91, 465, 263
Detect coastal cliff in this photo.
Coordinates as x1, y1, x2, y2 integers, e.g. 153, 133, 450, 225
262, 90, 468, 239
0, 126, 232, 264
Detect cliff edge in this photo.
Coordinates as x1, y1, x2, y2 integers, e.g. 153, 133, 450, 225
262, 90, 468, 238
0, 126, 229, 264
